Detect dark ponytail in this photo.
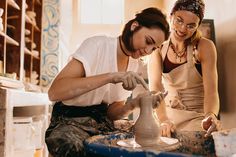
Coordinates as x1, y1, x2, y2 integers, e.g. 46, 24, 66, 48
121, 8, 170, 51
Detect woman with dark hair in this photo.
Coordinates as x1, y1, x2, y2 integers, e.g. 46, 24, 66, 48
148, 0, 221, 138
45, 7, 169, 157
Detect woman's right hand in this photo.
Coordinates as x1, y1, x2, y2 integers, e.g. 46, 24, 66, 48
111, 71, 149, 91
160, 119, 176, 137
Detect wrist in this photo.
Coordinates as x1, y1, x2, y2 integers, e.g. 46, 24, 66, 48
160, 119, 172, 124
107, 72, 115, 83
204, 112, 217, 118
158, 115, 169, 123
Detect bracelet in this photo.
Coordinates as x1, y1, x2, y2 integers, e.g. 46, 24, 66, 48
204, 112, 217, 118
160, 119, 172, 124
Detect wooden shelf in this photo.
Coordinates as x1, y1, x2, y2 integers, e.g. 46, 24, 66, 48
7, 15, 19, 20
24, 48, 40, 59
0, 31, 5, 38
24, 47, 31, 55
32, 55, 40, 59
0, 0, 45, 156
1, 0, 43, 86
25, 14, 39, 29
35, 0, 42, 6
0, 76, 24, 89
0, 31, 19, 46
7, 0, 20, 10
34, 25, 40, 32
7, 24, 16, 30
6, 88, 51, 107
25, 14, 33, 24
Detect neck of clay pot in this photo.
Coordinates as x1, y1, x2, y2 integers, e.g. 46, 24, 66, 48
139, 100, 154, 118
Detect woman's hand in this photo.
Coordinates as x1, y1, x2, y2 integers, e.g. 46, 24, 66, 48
151, 91, 168, 108
201, 113, 222, 137
111, 71, 149, 91
160, 119, 176, 137
126, 91, 167, 110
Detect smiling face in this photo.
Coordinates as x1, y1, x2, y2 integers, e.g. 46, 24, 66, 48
129, 23, 166, 59
170, 10, 200, 42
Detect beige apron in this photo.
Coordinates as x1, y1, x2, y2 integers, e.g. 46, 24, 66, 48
161, 41, 205, 131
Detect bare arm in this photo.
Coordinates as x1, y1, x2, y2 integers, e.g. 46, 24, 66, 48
48, 58, 149, 102
48, 58, 114, 101
198, 38, 221, 136
148, 49, 169, 122
148, 49, 175, 137
107, 101, 133, 120
198, 38, 220, 116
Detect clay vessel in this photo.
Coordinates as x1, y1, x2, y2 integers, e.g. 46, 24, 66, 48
134, 96, 160, 147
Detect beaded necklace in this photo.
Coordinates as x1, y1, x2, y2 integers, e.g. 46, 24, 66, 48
169, 40, 187, 62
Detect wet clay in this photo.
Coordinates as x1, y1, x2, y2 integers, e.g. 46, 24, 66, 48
134, 96, 160, 147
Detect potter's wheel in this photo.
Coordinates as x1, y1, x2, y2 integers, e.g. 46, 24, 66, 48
117, 137, 180, 151
84, 133, 197, 157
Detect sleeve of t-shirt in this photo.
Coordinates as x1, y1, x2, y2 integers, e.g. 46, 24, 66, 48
72, 37, 101, 76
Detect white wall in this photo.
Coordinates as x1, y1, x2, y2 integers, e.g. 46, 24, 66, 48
204, 0, 236, 129
69, 0, 163, 54
59, 0, 73, 68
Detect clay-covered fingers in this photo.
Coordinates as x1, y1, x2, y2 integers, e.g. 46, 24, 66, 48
160, 125, 171, 137
119, 71, 148, 91
122, 75, 137, 90
202, 115, 222, 137
152, 91, 168, 108
152, 93, 161, 108
120, 72, 136, 90
201, 116, 212, 131
204, 117, 222, 137
136, 91, 152, 99
155, 91, 168, 101
160, 120, 175, 138
159, 91, 168, 100
135, 74, 149, 91
205, 122, 216, 137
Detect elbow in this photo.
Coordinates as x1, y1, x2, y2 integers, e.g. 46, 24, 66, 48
107, 112, 124, 121
107, 112, 116, 121
108, 115, 120, 121
107, 111, 120, 121
48, 88, 58, 102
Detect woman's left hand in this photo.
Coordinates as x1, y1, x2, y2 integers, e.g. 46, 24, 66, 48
201, 113, 222, 137
127, 91, 166, 109
160, 119, 176, 137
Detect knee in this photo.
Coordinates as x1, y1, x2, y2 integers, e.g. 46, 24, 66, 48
46, 136, 85, 157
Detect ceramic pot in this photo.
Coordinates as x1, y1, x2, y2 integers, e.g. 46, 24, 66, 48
134, 96, 160, 147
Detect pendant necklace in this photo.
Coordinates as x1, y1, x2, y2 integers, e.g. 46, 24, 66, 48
119, 36, 129, 57
170, 40, 187, 62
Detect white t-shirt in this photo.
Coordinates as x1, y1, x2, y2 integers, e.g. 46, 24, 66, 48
63, 36, 139, 106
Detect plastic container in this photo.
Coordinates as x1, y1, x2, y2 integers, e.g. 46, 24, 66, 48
212, 128, 236, 157
32, 115, 46, 149
13, 117, 35, 149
